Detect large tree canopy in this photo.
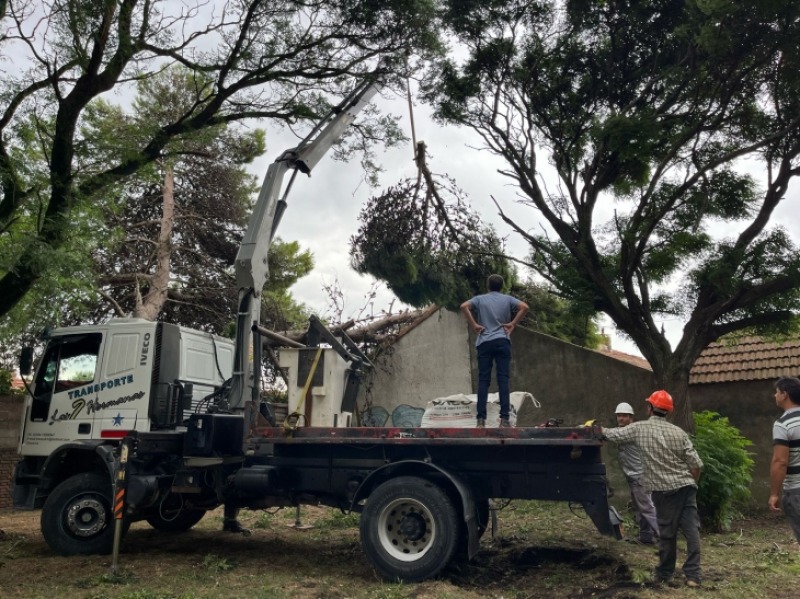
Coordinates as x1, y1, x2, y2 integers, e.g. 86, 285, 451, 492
424, 0, 800, 427
0, 0, 440, 323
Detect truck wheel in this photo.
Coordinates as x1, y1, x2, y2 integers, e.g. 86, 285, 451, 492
41, 472, 123, 555
146, 508, 205, 532
360, 476, 459, 582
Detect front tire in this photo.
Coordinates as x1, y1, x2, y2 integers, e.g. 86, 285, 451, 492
41, 472, 122, 555
360, 476, 459, 582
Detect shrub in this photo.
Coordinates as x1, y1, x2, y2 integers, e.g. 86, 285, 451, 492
0, 369, 12, 395
693, 410, 754, 532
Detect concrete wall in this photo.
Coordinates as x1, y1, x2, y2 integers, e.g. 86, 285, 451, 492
361, 309, 657, 428
360, 309, 472, 427
472, 326, 656, 426
0, 395, 23, 509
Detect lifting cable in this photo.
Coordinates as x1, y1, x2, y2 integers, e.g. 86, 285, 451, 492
404, 77, 462, 241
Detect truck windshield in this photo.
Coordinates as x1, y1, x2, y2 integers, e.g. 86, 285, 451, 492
31, 334, 102, 421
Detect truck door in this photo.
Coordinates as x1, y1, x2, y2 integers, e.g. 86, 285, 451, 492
20, 333, 104, 457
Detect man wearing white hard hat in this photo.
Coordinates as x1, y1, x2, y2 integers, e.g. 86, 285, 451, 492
613, 402, 659, 544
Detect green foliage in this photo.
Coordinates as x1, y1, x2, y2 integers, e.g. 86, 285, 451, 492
693, 410, 754, 532
76, 68, 312, 334
0, 369, 11, 394
512, 282, 603, 348
0, 0, 442, 323
201, 554, 235, 574
262, 239, 314, 331
314, 509, 360, 531
350, 176, 515, 310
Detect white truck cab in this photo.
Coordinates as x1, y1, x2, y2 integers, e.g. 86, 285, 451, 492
19, 319, 233, 458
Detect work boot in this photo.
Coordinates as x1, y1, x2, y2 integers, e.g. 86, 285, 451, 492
638, 536, 656, 545
223, 519, 252, 536
653, 576, 679, 588
499, 418, 511, 428
476, 418, 486, 428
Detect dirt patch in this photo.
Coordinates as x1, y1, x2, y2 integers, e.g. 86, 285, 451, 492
1, 503, 799, 599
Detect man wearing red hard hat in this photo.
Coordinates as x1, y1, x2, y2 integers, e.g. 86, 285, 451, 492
602, 390, 704, 588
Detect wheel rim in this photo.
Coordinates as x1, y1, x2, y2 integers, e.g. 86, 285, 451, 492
376, 497, 436, 562
65, 494, 109, 538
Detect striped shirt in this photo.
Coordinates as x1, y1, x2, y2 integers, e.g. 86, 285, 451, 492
773, 407, 800, 492
603, 416, 703, 492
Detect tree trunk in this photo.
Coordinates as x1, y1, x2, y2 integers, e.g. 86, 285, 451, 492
133, 165, 174, 320
654, 363, 694, 433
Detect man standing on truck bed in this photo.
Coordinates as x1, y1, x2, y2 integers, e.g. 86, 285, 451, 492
601, 390, 704, 588
460, 274, 528, 428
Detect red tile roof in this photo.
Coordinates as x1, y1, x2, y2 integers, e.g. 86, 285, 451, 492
598, 348, 651, 370
690, 336, 800, 384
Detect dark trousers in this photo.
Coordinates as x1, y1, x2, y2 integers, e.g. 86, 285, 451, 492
651, 485, 702, 582
784, 487, 800, 543
476, 338, 511, 420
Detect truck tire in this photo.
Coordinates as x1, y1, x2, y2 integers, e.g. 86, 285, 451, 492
360, 476, 459, 582
146, 508, 205, 532
41, 472, 123, 555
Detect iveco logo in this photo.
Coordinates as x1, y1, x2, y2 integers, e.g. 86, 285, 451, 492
140, 332, 151, 365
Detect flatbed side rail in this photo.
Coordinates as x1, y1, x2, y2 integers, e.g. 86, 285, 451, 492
248, 426, 603, 446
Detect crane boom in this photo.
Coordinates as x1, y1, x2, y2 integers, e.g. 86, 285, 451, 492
224, 78, 380, 416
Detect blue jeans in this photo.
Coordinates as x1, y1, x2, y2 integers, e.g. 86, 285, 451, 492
476, 338, 511, 420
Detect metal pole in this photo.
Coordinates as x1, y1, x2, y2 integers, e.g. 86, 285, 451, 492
110, 435, 133, 575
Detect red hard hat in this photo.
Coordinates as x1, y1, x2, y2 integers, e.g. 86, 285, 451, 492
646, 390, 673, 412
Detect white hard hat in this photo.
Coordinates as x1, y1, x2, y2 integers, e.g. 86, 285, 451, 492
615, 402, 635, 415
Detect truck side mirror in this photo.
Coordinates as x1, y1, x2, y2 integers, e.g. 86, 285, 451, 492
20, 347, 34, 376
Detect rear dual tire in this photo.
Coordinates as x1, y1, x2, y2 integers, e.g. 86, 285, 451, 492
360, 476, 459, 582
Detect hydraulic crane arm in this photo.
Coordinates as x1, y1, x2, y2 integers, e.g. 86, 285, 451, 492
225, 78, 380, 415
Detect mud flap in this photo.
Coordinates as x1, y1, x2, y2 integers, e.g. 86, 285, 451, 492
581, 499, 624, 540
607, 505, 624, 540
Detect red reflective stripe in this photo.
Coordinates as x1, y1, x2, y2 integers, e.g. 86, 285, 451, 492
100, 430, 130, 439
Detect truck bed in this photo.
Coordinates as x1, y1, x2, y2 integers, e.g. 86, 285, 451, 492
239, 425, 612, 533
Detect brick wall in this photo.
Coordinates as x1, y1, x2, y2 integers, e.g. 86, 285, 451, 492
0, 395, 23, 509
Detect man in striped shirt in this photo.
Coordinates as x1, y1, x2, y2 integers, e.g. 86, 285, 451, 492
769, 376, 800, 544
602, 390, 704, 587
